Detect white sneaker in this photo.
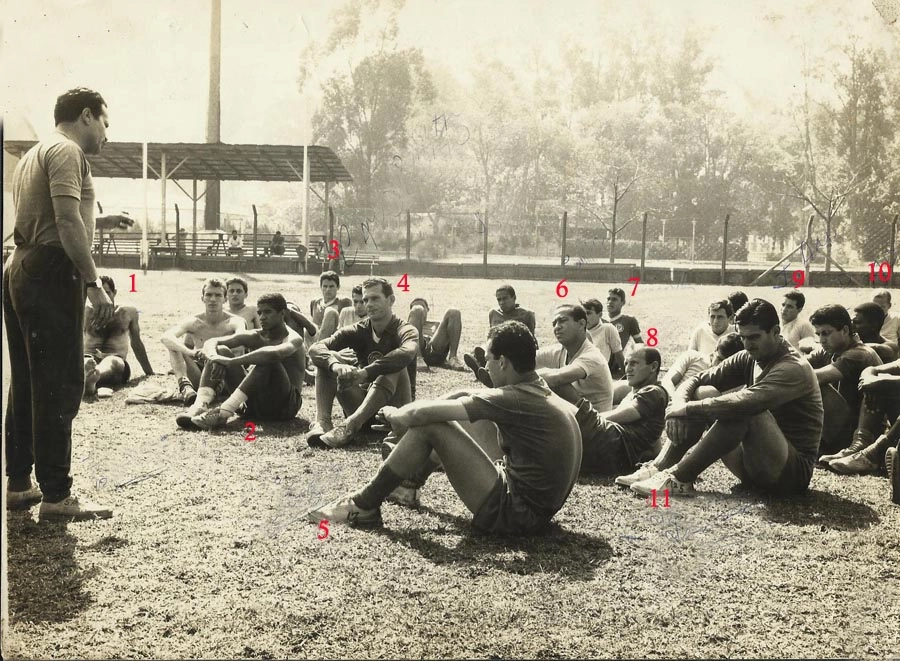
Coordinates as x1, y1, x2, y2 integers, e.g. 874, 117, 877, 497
615, 462, 659, 487
630, 469, 696, 497
386, 485, 421, 509
39, 494, 113, 521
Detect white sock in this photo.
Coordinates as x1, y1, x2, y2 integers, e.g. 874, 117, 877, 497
220, 389, 248, 415
197, 386, 216, 406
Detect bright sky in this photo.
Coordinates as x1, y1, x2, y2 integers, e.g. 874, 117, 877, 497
1, 0, 896, 220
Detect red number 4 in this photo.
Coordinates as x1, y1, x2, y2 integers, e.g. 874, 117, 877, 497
397, 273, 410, 292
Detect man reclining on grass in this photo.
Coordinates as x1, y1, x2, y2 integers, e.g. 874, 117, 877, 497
620, 298, 824, 498
304, 321, 582, 533
175, 293, 305, 430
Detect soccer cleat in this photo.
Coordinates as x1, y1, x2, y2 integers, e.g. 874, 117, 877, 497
630, 469, 696, 497
39, 494, 113, 521
386, 485, 421, 509
318, 424, 355, 449
304, 495, 382, 528
828, 450, 880, 475
463, 353, 481, 376
473, 346, 486, 366
7, 484, 42, 510
176, 402, 208, 430
817, 438, 870, 466
191, 407, 232, 431
306, 421, 334, 448
886, 446, 900, 505
475, 367, 494, 388
179, 378, 197, 406
615, 462, 660, 488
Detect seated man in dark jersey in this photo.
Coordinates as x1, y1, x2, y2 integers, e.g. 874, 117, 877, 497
605, 287, 644, 380
463, 284, 536, 378
625, 299, 824, 498
807, 304, 883, 458
304, 321, 582, 533
83, 275, 154, 397
178, 293, 306, 430
552, 346, 668, 477
307, 277, 418, 448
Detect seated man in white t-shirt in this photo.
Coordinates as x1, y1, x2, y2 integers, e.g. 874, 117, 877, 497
873, 289, 899, 352
582, 298, 624, 373
534, 304, 614, 412
661, 332, 744, 397
780, 291, 817, 353
687, 299, 734, 355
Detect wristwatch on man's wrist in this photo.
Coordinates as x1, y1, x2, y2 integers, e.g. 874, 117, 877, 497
85, 278, 102, 289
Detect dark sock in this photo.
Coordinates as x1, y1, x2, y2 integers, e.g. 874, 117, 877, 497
405, 456, 440, 489
353, 463, 405, 511
656, 438, 690, 470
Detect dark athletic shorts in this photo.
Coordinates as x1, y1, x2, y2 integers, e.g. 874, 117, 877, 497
85, 354, 131, 385
245, 386, 302, 421
746, 444, 814, 496
421, 335, 449, 367
472, 461, 553, 535
576, 398, 660, 476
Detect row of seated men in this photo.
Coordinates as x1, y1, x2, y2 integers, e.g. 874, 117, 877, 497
82, 273, 900, 533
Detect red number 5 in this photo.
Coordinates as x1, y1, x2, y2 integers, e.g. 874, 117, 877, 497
317, 519, 330, 540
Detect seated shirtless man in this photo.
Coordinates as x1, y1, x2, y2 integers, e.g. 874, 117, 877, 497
161, 277, 246, 404
406, 297, 465, 398
83, 275, 154, 397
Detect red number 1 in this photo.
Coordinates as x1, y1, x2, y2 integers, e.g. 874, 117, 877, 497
129, 273, 137, 292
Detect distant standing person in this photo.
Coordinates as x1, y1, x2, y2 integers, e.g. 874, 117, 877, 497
83, 275, 154, 397
4, 87, 123, 520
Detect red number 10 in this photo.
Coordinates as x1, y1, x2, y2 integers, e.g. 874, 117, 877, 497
869, 261, 892, 283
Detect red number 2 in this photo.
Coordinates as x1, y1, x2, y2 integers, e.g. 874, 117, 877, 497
243, 421, 257, 442
327, 240, 340, 260
397, 273, 410, 292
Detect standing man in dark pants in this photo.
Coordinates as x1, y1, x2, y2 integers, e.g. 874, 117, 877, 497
4, 87, 122, 520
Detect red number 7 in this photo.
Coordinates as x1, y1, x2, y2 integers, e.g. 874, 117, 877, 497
628, 277, 640, 296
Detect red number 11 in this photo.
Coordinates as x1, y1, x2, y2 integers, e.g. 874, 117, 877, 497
649, 489, 670, 508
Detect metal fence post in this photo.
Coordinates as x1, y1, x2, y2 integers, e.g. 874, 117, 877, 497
561, 211, 568, 267
720, 213, 730, 285
640, 211, 648, 282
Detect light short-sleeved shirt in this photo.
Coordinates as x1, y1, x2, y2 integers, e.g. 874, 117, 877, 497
536, 337, 613, 411
781, 317, 816, 350
587, 322, 622, 361
688, 324, 728, 356
664, 349, 711, 395
460, 376, 582, 517
13, 131, 95, 247
880, 313, 900, 346
338, 306, 365, 330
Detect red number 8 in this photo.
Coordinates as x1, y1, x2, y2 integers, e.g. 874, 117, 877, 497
647, 328, 659, 347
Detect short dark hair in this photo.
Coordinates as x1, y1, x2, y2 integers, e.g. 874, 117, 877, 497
554, 304, 588, 325
873, 289, 892, 304
810, 304, 852, 333
362, 277, 393, 298
201, 277, 227, 296
99, 274, 116, 295
716, 332, 744, 359
496, 284, 516, 299
351, 285, 363, 297
783, 291, 806, 311
734, 299, 779, 332
853, 302, 886, 329
487, 321, 537, 372
320, 271, 340, 287
54, 87, 106, 125
709, 299, 734, 317
257, 293, 287, 312
632, 346, 662, 375
581, 298, 604, 315
226, 276, 248, 293
608, 288, 626, 302
727, 291, 749, 313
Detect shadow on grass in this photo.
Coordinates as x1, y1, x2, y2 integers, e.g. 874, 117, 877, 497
6, 513, 101, 624
372, 506, 613, 580
760, 488, 880, 530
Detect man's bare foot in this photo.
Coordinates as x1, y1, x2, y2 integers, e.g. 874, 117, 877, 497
83, 357, 100, 398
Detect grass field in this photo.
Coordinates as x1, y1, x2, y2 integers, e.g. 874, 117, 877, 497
2, 269, 899, 660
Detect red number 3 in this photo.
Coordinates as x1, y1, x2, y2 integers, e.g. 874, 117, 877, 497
243, 421, 257, 442
327, 240, 340, 260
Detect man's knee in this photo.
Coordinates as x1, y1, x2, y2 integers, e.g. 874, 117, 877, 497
408, 305, 427, 328
445, 308, 461, 323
